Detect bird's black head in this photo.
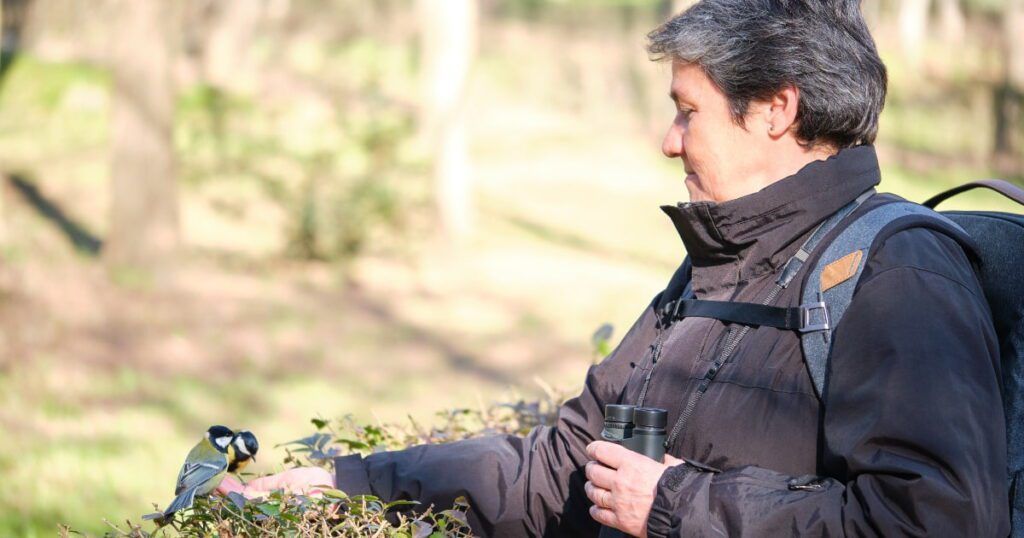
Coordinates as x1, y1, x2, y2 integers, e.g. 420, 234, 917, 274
206, 425, 235, 454
233, 430, 259, 460
227, 430, 259, 472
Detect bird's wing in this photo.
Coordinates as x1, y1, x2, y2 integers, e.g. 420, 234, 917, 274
174, 455, 227, 495
174, 441, 206, 491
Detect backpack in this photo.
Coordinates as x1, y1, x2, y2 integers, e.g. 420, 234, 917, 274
799, 179, 1024, 535
657, 179, 1024, 533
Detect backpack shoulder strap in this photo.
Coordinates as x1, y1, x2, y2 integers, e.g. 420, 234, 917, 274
801, 201, 968, 399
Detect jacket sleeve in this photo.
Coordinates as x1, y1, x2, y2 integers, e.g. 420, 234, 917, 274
645, 229, 1010, 537
334, 298, 660, 537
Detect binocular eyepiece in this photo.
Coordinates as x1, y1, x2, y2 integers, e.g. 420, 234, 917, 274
601, 404, 668, 464
597, 405, 668, 538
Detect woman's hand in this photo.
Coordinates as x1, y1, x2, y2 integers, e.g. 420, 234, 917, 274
585, 441, 684, 538
216, 467, 336, 498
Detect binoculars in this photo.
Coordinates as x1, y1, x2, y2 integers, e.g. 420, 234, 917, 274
596, 404, 668, 538
601, 404, 668, 462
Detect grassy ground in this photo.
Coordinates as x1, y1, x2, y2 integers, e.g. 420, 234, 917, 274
1, 20, 1022, 536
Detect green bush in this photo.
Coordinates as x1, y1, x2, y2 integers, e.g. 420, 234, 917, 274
175, 38, 420, 263
71, 389, 566, 537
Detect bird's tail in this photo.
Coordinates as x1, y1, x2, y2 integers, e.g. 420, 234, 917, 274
162, 486, 198, 517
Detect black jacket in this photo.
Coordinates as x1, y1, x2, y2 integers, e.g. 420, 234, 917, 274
335, 146, 1009, 537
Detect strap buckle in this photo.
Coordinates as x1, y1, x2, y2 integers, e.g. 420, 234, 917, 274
658, 299, 680, 327
798, 301, 830, 333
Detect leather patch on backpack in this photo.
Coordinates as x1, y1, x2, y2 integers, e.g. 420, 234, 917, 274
820, 250, 863, 292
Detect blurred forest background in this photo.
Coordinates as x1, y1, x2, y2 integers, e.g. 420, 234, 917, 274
0, 0, 1022, 535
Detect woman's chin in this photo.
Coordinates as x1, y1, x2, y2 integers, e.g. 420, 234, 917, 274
685, 174, 710, 202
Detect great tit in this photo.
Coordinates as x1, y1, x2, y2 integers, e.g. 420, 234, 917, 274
227, 430, 259, 473
144, 425, 234, 521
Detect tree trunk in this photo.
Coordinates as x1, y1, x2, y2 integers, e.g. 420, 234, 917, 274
993, 0, 1024, 165
1007, 0, 1024, 91
203, 0, 263, 93
418, 0, 478, 242
1, 0, 31, 89
938, 0, 965, 46
106, 0, 179, 271
899, 0, 932, 69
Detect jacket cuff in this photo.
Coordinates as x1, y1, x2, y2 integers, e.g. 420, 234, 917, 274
646, 462, 716, 538
334, 454, 373, 496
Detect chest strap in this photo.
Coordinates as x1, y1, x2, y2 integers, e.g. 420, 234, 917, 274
657, 189, 875, 333
659, 299, 828, 332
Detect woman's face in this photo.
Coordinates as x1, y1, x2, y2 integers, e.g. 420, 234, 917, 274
662, 61, 774, 204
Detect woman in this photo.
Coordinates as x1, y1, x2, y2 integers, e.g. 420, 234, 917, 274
224, 1, 1009, 535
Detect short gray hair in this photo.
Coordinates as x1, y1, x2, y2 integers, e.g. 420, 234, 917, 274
648, 0, 887, 149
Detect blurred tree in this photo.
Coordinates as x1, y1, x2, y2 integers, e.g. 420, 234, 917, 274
0, 0, 31, 90
938, 0, 965, 46
995, 0, 1024, 163
3, 0, 32, 247
202, 0, 262, 93
418, 0, 478, 242
105, 0, 179, 271
1007, 0, 1024, 90
899, 0, 932, 69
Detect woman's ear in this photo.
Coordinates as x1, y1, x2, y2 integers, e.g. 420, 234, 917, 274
765, 84, 800, 138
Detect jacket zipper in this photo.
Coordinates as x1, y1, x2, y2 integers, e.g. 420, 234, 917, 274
665, 281, 785, 449
636, 323, 667, 407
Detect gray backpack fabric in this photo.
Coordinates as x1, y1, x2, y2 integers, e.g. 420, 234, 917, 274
801, 180, 1024, 536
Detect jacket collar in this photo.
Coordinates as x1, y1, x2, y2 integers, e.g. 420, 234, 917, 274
661, 145, 881, 296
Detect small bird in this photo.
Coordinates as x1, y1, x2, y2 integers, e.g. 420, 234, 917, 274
143, 425, 234, 521
227, 430, 259, 473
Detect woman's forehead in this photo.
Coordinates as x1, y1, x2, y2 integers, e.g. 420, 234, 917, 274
669, 62, 716, 103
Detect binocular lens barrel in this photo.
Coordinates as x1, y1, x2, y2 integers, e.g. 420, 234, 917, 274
600, 404, 634, 443
629, 407, 667, 462
597, 405, 669, 538
600, 405, 668, 460
633, 407, 668, 429
604, 404, 635, 424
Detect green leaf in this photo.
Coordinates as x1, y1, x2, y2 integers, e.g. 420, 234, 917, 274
257, 502, 281, 517
320, 487, 348, 499
385, 499, 420, 510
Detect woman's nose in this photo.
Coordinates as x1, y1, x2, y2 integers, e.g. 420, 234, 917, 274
662, 123, 684, 159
